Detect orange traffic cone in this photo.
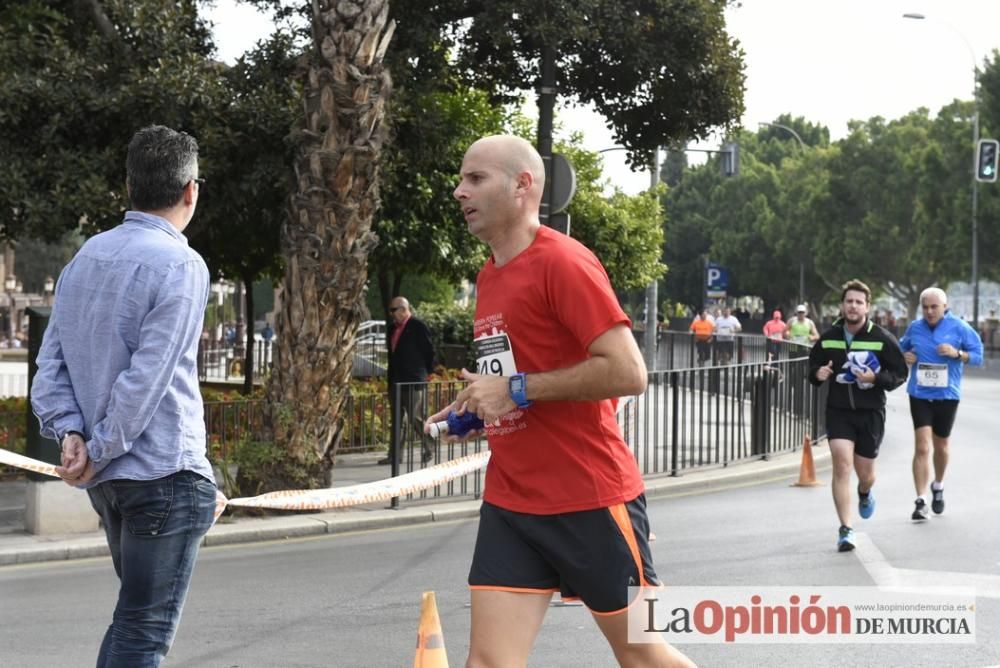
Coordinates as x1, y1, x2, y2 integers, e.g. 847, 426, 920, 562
792, 435, 823, 487
414, 591, 449, 668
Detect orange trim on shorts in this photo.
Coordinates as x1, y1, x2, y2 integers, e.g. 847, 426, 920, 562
469, 585, 559, 595
607, 502, 647, 586
585, 502, 658, 617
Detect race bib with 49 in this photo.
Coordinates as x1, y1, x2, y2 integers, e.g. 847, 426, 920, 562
474, 331, 517, 376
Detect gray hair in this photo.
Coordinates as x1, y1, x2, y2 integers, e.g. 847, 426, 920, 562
126, 125, 199, 211
920, 286, 948, 305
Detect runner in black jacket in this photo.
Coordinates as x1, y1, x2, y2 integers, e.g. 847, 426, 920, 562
808, 280, 907, 552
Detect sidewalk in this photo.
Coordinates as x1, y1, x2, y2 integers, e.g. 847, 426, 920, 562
0, 446, 831, 567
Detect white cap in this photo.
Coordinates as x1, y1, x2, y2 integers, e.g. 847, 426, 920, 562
796, 304, 807, 313
428, 420, 448, 439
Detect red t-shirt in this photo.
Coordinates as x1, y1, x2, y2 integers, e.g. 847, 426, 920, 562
473, 226, 645, 514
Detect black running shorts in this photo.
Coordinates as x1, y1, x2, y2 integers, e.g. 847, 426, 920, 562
468, 495, 660, 615
825, 406, 885, 459
909, 397, 960, 438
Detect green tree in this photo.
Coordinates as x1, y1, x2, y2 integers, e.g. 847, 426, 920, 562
436, 0, 746, 166
811, 110, 970, 316
970, 52, 1000, 283
370, 87, 506, 310
0, 0, 219, 241
559, 140, 665, 292
192, 33, 298, 393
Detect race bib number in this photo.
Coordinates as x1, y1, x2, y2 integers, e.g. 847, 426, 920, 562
916, 363, 948, 388
474, 332, 517, 376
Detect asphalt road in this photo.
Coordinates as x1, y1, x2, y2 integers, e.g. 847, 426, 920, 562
2, 377, 999, 667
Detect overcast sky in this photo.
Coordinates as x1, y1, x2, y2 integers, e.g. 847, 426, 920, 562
207, 0, 1000, 194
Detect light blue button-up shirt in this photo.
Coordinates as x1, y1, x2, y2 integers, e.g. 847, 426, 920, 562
32, 211, 214, 487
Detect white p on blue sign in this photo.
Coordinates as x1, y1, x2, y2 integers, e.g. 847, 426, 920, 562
706, 262, 729, 298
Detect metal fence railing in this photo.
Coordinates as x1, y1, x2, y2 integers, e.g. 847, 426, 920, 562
3, 357, 828, 497
639, 331, 810, 371
196, 320, 389, 384
198, 340, 273, 383
385, 356, 828, 506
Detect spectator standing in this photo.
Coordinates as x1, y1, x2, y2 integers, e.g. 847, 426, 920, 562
380, 296, 436, 466
31, 125, 216, 665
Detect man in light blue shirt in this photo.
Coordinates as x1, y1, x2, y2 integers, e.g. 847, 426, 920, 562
899, 286, 983, 521
32, 125, 216, 667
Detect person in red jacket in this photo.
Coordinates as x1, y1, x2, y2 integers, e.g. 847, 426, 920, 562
431, 135, 693, 667
762, 309, 786, 360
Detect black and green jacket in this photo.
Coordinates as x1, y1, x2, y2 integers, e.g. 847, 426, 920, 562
808, 318, 908, 412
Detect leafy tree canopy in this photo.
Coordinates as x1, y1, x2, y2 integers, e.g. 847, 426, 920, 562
389, 0, 746, 168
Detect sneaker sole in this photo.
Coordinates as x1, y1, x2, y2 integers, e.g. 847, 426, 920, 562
838, 541, 856, 552
911, 512, 929, 521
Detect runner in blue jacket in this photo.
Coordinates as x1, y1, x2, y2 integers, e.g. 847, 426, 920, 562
899, 287, 983, 520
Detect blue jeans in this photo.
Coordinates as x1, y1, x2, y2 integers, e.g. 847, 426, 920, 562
87, 470, 217, 667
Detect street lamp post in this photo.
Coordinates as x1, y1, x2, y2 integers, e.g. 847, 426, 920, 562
760, 122, 808, 305
43, 276, 55, 306
903, 12, 980, 325
598, 146, 661, 368
4, 275, 16, 342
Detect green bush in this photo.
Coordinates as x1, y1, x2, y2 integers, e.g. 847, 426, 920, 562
418, 301, 475, 369
0, 397, 28, 455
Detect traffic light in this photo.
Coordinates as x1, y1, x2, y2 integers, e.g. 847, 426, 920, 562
976, 139, 999, 183
720, 142, 739, 177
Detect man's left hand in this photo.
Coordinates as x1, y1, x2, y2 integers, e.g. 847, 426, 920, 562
854, 367, 876, 385
55, 434, 96, 488
454, 368, 516, 425
936, 343, 959, 358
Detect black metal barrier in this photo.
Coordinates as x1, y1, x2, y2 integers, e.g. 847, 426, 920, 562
640, 331, 812, 372
25, 306, 58, 481
387, 357, 827, 505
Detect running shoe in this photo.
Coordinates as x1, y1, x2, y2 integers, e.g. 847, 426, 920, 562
858, 485, 876, 519
931, 487, 945, 515
838, 526, 856, 552
911, 498, 930, 521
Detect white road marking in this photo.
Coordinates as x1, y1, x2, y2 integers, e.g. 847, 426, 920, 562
854, 532, 1000, 599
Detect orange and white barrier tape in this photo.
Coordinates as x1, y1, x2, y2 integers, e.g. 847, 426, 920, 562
0, 447, 490, 522
223, 451, 490, 511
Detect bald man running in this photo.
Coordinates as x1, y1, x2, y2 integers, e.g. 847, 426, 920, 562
427, 135, 693, 667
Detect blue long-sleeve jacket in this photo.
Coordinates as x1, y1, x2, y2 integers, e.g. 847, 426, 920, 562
899, 311, 983, 400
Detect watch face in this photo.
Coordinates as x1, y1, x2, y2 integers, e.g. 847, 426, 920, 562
511, 375, 524, 392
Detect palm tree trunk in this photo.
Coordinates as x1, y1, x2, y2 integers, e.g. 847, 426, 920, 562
267, 0, 395, 489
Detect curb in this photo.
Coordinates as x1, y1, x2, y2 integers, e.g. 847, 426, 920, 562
0, 448, 830, 567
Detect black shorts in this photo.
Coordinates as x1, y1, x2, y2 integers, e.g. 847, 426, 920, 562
468, 496, 660, 614
909, 397, 960, 438
826, 406, 885, 459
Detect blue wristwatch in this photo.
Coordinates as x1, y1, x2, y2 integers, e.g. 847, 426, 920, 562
508, 373, 532, 408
